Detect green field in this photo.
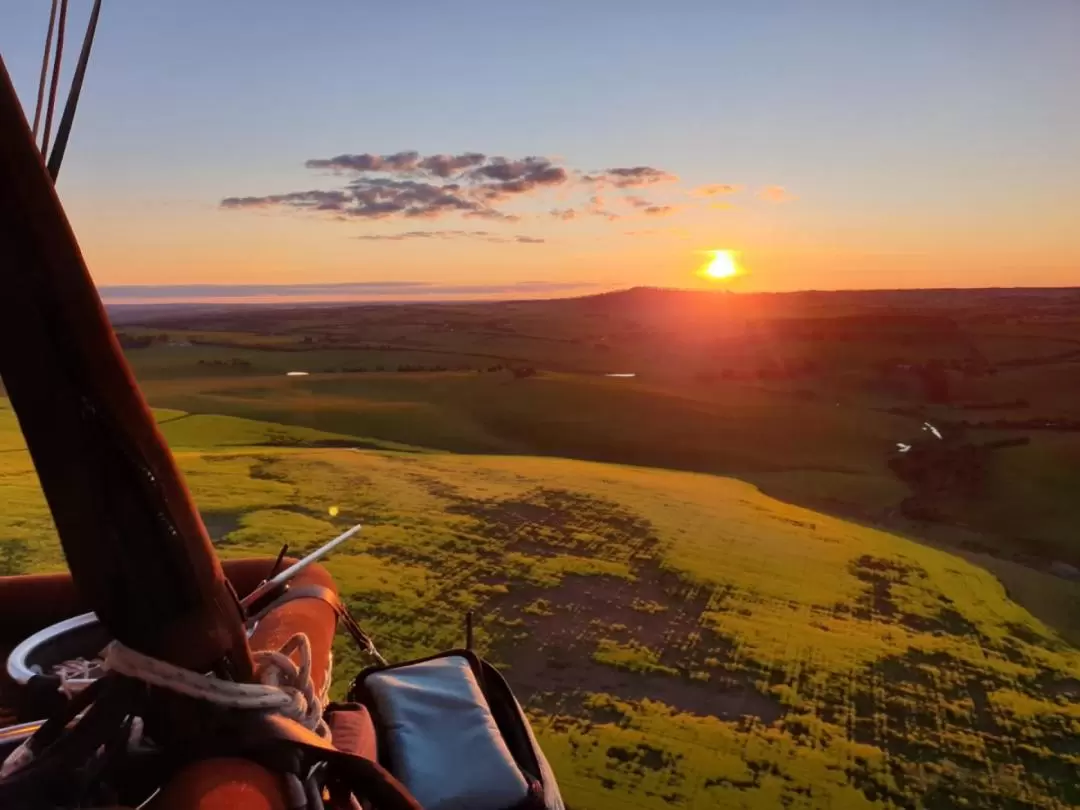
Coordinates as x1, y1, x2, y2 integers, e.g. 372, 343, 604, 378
111, 287, 1080, 572
2, 400, 1078, 809
4, 288, 1079, 808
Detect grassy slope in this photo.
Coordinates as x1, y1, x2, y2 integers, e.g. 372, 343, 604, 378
129, 332, 1080, 565
138, 369, 911, 511
2, 401, 1078, 808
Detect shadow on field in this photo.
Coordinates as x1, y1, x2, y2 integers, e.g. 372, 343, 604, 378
442, 487, 785, 724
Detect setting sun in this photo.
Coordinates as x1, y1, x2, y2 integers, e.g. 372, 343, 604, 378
703, 250, 740, 281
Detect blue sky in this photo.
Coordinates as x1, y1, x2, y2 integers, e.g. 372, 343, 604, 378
3, 1, 1078, 296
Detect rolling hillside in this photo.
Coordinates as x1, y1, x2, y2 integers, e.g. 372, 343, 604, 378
2, 402, 1077, 809
117, 285, 1080, 570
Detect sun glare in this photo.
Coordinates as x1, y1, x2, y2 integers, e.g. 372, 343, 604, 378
703, 249, 740, 281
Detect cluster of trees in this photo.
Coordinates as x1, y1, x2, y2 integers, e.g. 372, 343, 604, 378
334, 364, 456, 373
327, 364, 519, 374
873, 359, 958, 404
695, 359, 821, 384
770, 314, 961, 343
959, 399, 1029, 410
889, 432, 1037, 523
890, 442, 990, 522
115, 332, 169, 349
958, 417, 1080, 432
196, 358, 252, 368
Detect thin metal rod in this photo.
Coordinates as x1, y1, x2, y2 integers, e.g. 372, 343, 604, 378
241, 524, 363, 610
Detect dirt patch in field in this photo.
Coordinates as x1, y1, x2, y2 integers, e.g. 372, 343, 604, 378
201, 510, 245, 543
407, 472, 461, 501
1035, 673, 1080, 699
855, 649, 1003, 747
250, 456, 288, 481
448, 487, 659, 560
493, 546, 774, 716
439, 486, 784, 723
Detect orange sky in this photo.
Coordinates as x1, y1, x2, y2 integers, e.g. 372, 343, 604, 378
7, 2, 1077, 298
67, 189, 1080, 297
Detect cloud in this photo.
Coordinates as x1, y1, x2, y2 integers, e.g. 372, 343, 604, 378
583, 166, 678, 188
355, 230, 487, 241
223, 149, 767, 234
757, 185, 796, 203
643, 204, 678, 217
709, 201, 737, 211
224, 178, 496, 221
469, 157, 569, 201
305, 151, 423, 173
617, 196, 685, 218
471, 157, 561, 184
585, 195, 620, 220
225, 151, 573, 223
220, 190, 353, 211
693, 183, 742, 197
355, 230, 544, 243
419, 152, 488, 177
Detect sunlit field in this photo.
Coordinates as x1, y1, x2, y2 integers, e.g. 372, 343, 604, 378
2, 402, 1077, 809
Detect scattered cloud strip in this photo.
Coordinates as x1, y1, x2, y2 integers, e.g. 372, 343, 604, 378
757, 185, 796, 203
643, 204, 678, 217
220, 149, 792, 237
693, 183, 742, 197
581, 166, 678, 188
355, 230, 545, 244
222, 151, 572, 222
585, 195, 620, 220
221, 151, 684, 224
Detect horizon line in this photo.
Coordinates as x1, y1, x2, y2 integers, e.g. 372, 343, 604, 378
99, 280, 1080, 307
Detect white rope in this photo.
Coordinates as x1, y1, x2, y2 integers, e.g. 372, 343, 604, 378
104, 633, 331, 740
2, 636, 331, 779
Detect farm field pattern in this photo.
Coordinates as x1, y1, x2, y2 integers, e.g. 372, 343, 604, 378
2, 403, 1078, 809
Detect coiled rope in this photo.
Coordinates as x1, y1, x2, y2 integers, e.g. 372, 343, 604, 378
2, 633, 331, 781
104, 633, 332, 740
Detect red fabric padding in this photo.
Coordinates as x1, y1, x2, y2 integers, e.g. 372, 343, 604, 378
327, 704, 379, 762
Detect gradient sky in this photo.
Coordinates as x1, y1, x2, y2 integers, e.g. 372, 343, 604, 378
3, 0, 1078, 298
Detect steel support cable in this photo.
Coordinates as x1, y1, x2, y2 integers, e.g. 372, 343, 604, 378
31, 0, 59, 141
40, 0, 69, 156
48, 0, 104, 180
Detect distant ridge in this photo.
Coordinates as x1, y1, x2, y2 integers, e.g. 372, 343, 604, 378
99, 280, 608, 305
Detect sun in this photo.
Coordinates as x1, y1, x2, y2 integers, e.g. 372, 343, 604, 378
703, 249, 740, 281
